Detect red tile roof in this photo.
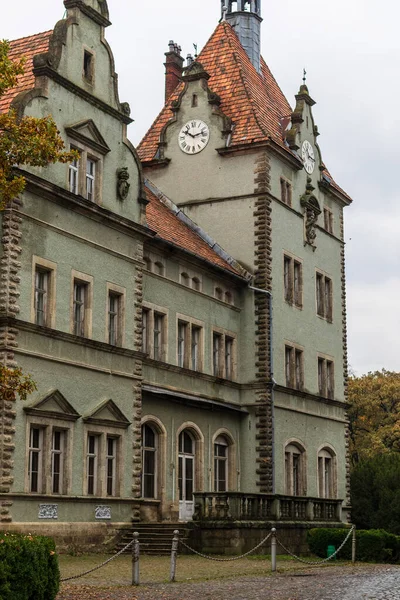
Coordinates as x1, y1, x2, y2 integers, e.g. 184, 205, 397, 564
137, 21, 293, 162
0, 31, 52, 114
145, 182, 246, 278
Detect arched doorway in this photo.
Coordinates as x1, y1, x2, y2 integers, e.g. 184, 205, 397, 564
178, 429, 195, 521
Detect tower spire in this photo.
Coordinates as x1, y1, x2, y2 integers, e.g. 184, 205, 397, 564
221, 1, 263, 72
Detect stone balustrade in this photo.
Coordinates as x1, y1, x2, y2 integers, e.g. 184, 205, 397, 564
192, 492, 343, 522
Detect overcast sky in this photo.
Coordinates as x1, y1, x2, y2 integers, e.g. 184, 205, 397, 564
2, 0, 399, 376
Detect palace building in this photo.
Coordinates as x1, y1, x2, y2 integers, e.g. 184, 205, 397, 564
0, 0, 352, 551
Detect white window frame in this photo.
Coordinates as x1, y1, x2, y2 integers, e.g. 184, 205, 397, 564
31, 256, 57, 329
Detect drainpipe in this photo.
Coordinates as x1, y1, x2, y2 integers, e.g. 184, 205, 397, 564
248, 285, 276, 494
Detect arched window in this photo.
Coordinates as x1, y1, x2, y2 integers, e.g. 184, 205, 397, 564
154, 261, 165, 276
142, 424, 157, 499
285, 442, 306, 496
192, 277, 201, 291
225, 290, 233, 305
214, 435, 229, 492
318, 448, 337, 499
180, 272, 190, 287
143, 256, 152, 272
215, 287, 223, 301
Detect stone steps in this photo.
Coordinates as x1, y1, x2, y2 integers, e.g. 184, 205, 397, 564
116, 523, 190, 555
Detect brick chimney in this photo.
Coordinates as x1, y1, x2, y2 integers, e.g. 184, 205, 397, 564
164, 41, 184, 102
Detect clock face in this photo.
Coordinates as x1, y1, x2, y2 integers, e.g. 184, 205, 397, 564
178, 120, 210, 155
302, 140, 315, 174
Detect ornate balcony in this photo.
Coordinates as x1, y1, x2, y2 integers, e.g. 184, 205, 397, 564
193, 492, 343, 522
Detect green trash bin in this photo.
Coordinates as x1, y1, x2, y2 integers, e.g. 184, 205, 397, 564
327, 545, 336, 559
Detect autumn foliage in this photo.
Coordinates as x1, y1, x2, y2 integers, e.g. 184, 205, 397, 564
348, 370, 400, 464
0, 364, 36, 402
0, 40, 77, 207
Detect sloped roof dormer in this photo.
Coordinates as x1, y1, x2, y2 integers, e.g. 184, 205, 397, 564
65, 119, 111, 155
83, 399, 131, 429
24, 389, 81, 421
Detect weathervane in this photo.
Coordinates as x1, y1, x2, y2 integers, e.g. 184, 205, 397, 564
303, 68, 307, 85
193, 44, 198, 59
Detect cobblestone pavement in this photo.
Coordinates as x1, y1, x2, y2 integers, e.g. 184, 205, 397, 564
58, 565, 400, 600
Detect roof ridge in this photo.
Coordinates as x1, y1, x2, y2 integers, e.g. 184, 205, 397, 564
144, 179, 251, 281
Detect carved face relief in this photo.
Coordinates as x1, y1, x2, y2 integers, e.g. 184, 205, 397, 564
178, 120, 210, 155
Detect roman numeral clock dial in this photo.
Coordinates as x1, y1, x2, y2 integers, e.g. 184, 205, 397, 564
178, 120, 210, 155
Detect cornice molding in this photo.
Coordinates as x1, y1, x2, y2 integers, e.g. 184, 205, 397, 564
274, 384, 350, 409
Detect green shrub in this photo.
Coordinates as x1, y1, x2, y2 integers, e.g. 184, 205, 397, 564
0, 533, 60, 600
307, 528, 400, 563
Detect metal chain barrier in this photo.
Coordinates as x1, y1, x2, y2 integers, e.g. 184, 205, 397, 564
179, 532, 272, 562
275, 525, 355, 566
60, 538, 135, 582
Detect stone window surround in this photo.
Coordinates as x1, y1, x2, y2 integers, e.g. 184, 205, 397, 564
284, 438, 307, 497
142, 302, 169, 362
316, 269, 333, 322
323, 206, 334, 234
82, 46, 96, 86
280, 177, 292, 207
175, 313, 205, 372
176, 422, 205, 501
141, 415, 167, 502
211, 428, 237, 493
105, 282, 126, 347
67, 139, 103, 204
317, 443, 338, 499
283, 250, 303, 309
31, 256, 58, 329
211, 326, 238, 381
284, 341, 305, 391
24, 414, 74, 496
70, 269, 94, 338
317, 352, 335, 399
82, 422, 124, 498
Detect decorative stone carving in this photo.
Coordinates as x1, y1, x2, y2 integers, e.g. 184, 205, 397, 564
117, 168, 130, 201
39, 504, 58, 519
300, 178, 321, 250
95, 506, 111, 520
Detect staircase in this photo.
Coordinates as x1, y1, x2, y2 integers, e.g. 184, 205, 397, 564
116, 523, 191, 555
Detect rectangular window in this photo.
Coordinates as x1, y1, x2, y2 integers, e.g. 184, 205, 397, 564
34, 269, 50, 326
153, 313, 164, 361
316, 272, 333, 321
142, 309, 149, 354
108, 293, 121, 346
280, 178, 292, 206
318, 357, 334, 398
178, 321, 188, 368
225, 337, 234, 380
86, 158, 96, 202
213, 332, 222, 377
106, 437, 117, 497
324, 207, 334, 234
284, 254, 302, 308
29, 427, 43, 493
69, 154, 79, 194
83, 50, 94, 82
87, 434, 99, 496
191, 326, 201, 371
51, 430, 65, 495
285, 344, 303, 390
73, 280, 88, 336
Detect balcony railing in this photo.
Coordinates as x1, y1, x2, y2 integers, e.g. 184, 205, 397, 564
193, 492, 342, 522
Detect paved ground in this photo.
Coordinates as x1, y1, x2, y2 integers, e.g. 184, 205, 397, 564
58, 565, 400, 599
